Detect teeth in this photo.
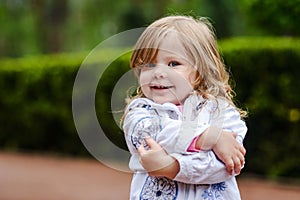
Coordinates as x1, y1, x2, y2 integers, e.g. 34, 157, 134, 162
153, 85, 170, 89
150, 84, 172, 89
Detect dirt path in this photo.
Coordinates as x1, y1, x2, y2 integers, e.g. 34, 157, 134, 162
1, 151, 300, 200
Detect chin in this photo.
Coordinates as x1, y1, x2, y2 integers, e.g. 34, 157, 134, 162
153, 99, 178, 105
152, 98, 168, 104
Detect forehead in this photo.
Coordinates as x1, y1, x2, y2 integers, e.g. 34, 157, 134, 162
131, 27, 196, 68
157, 32, 188, 59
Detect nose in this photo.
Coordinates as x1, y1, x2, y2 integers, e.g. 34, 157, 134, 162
153, 64, 168, 79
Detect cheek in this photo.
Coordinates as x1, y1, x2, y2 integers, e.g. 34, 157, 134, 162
139, 72, 151, 98
177, 69, 196, 88
139, 72, 149, 87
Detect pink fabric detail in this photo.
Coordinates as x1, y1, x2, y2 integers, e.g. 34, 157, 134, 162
177, 105, 184, 113
176, 104, 200, 152
187, 136, 201, 152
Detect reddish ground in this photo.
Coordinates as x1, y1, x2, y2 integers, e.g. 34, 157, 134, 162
1, 151, 300, 200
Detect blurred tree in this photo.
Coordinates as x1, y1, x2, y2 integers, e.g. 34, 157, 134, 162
166, 0, 245, 38
0, 0, 38, 57
118, 0, 147, 30
31, 0, 68, 53
240, 0, 300, 36
0, 0, 299, 58
117, 0, 170, 31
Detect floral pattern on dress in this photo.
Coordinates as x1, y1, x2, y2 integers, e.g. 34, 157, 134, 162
140, 176, 178, 200
131, 107, 162, 149
202, 182, 227, 200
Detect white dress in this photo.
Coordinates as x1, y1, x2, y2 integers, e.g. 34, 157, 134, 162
123, 94, 247, 200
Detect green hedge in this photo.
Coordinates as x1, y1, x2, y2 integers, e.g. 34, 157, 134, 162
0, 52, 88, 155
219, 37, 300, 179
0, 37, 300, 179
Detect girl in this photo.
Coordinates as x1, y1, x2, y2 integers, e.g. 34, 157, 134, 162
122, 15, 247, 200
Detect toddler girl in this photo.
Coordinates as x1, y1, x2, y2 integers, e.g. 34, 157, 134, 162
122, 15, 247, 200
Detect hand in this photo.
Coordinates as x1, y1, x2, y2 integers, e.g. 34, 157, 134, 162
212, 131, 246, 175
138, 137, 179, 179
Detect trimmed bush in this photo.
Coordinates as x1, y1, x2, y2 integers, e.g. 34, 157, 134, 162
0, 37, 299, 179
220, 37, 300, 178
0, 52, 88, 155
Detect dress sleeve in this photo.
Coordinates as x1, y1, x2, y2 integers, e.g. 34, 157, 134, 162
172, 100, 247, 184
171, 151, 232, 184
211, 100, 247, 145
122, 99, 182, 154
123, 99, 156, 153
123, 98, 247, 185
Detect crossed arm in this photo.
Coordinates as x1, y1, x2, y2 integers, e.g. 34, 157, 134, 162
123, 98, 247, 184
138, 129, 246, 180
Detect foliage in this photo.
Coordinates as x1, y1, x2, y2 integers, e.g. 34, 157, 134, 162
1, 0, 299, 58
240, 0, 300, 36
0, 37, 300, 179
220, 37, 300, 178
0, 52, 87, 155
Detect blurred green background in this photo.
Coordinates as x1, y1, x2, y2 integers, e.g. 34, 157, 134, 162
1, 0, 300, 182
1, 0, 299, 58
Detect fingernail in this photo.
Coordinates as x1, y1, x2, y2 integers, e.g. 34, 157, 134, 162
143, 134, 150, 139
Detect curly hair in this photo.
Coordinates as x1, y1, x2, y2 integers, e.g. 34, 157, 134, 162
128, 15, 247, 118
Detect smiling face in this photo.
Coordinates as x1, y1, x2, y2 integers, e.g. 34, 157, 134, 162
138, 32, 196, 105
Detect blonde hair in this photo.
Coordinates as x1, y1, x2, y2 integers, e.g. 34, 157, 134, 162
129, 15, 247, 118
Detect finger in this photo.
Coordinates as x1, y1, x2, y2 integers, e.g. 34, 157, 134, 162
144, 137, 161, 150
237, 151, 245, 167
137, 144, 146, 155
234, 168, 241, 175
225, 158, 234, 175
239, 145, 246, 156
233, 157, 242, 175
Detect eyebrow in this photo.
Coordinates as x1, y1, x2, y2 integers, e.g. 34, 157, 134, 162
165, 56, 182, 61
165, 56, 189, 64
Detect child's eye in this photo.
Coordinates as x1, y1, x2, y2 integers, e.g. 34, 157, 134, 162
168, 61, 181, 67
142, 63, 156, 68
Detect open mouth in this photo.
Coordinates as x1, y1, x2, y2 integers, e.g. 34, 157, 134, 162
150, 85, 173, 89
